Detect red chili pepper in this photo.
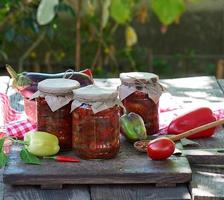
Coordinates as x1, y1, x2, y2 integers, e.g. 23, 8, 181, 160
80, 69, 93, 81
167, 107, 217, 139
45, 155, 80, 162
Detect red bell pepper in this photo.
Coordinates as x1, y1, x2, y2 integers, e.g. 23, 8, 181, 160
167, 107, 217, 139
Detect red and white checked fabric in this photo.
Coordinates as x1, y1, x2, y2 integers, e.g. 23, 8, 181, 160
0, 92, 36, 139
0, 93, 21, 124
6, 119, 37, 139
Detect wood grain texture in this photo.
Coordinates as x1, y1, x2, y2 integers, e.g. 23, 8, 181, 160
161, 76, 224, 100
2, 76, 224, 200
161, 77, 224, 199
4, 184, 90, 200
162, 76, 224, 164
91, 184, 191, 200
191, 165, 224, 200
217, 79, 224, 94
3, 138, 192, 186
183, 148, 224, 165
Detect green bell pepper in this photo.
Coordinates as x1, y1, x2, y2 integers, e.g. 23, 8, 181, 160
24, 131, 60, 156
120, 112, 147, 142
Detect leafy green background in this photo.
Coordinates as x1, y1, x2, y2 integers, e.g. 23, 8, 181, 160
0, 0, 218, 78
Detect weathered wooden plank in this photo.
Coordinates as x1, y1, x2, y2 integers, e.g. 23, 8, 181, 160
3, 139, 192, 186
91, 184, 191, 200
161, 76, 224, 100
162, 77, 224, 154
0, 76, 10, 94
190, 165, 224, 200
4, 184, 90, 200
160, 77, 224, 200
3, 76, 224, 200
183, 147, 224, 165
217, 79, 224, 94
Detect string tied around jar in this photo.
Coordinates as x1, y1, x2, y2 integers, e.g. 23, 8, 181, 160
119, 75, 166, 104
63, 69, 75, 79
30, 78, 80, 112
71, 85, 122, 114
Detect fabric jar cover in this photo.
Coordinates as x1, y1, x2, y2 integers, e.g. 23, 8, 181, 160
71, 85, 120, 114
31, 78, 80, 112
119, 72, 165, 103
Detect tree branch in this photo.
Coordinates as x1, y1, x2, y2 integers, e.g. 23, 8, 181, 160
18, 30, 46, 72
75, 0, 82, 71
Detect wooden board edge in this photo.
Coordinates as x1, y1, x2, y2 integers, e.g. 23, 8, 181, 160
3, 172, 192, 186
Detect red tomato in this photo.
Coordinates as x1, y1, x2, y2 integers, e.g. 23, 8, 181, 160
147, 138, 175, 160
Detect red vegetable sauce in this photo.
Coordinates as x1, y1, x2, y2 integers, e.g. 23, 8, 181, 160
122, 91, 159, 134
119, 72, 163, 135
35, 78, 80, 151
72, 104, 120, 159
37, 98, 72, 150
71, 85, 120, 159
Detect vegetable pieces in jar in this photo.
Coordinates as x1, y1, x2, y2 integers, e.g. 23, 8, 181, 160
31, 78, 80, 151
119, 72, 164, 135
71, 85, 120, 159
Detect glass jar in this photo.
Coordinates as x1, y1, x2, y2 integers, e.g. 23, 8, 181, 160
24, 98, 37, 123
71, 85, 120, 159
119, 72, 164, 135
32, 78, 80, 151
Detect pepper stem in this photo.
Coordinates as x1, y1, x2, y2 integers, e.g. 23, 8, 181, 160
43, 156, 56, 160
6, 64, 19, 80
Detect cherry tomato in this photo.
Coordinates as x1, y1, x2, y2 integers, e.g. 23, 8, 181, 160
147, 138, 175, 160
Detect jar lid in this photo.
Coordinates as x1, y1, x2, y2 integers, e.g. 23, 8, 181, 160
120, 72, 159, 83
38, 78, 80, 95
73, 85, 118, 102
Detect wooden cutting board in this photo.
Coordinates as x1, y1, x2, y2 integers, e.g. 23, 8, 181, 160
3, 139, 192, 189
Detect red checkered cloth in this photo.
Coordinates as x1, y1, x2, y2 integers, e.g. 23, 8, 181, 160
0, 92, 37, 139
0, 93, 21, 124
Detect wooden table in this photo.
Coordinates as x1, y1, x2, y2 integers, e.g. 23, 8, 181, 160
1, 76, 224, 200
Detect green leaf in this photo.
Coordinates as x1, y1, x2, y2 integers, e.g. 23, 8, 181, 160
110, 0, 133, 24
37, 0, 59, 25
102, 0, 111, 28
151, 0, 185, 25
0, 137, 5, 150
0, 151, 8, 168
0, 137, 8, 168
20, 148, 41, 165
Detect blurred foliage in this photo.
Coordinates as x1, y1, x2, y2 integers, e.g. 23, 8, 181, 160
0, 0, 204, 77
